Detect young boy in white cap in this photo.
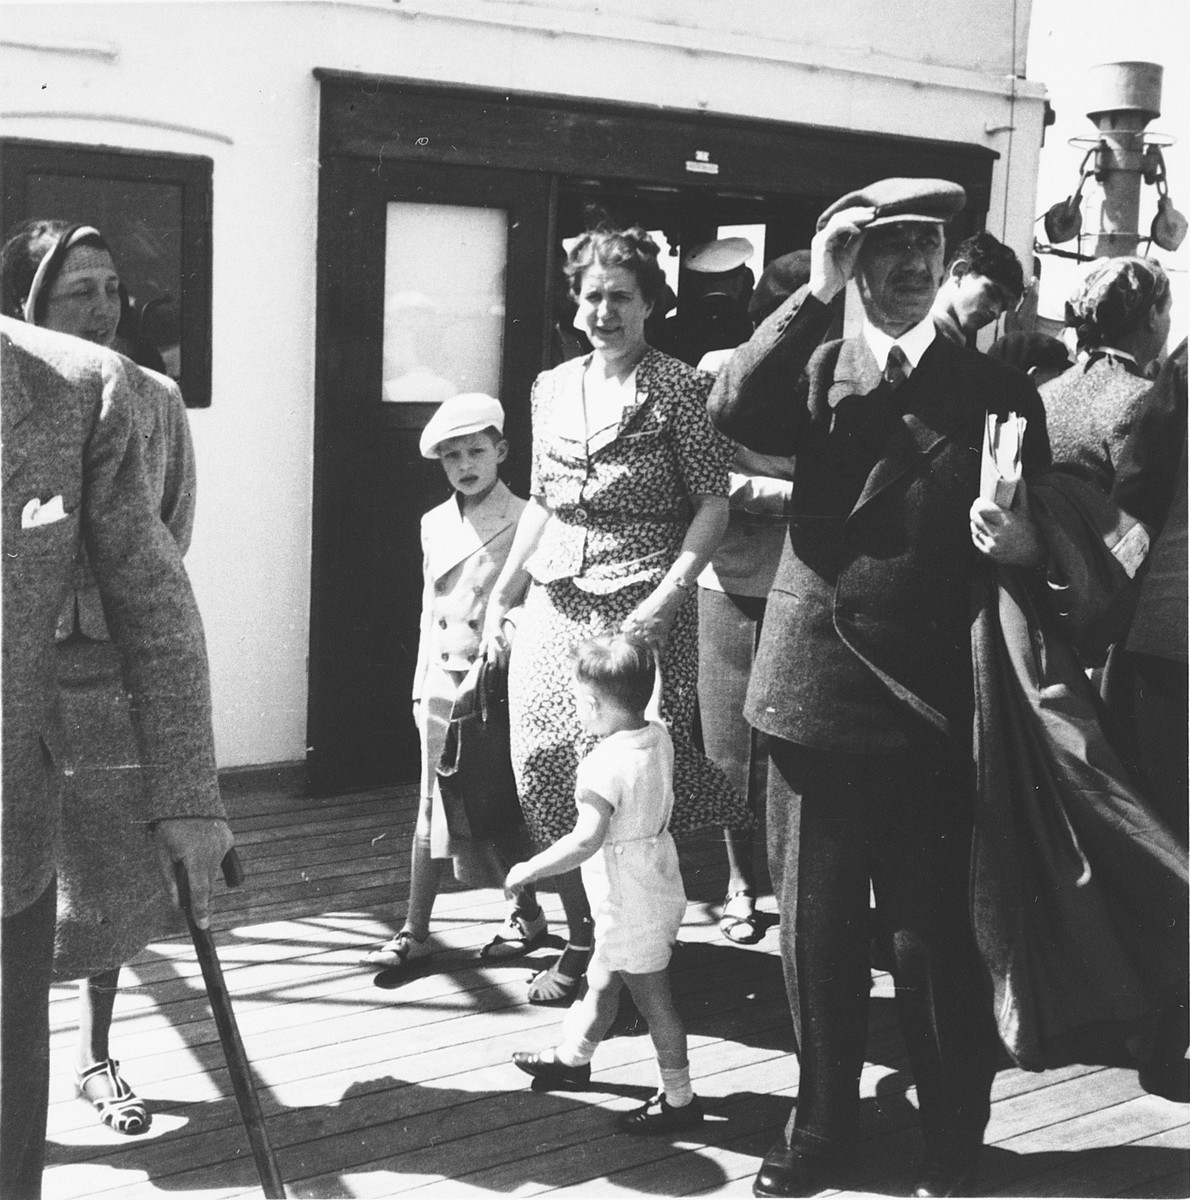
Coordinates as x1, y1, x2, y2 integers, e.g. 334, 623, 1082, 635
361, 393, 546, 970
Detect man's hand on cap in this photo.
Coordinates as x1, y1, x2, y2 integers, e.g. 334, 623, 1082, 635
810, 206, 875, 303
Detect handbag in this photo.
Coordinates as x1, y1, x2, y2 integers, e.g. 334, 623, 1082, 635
436, 656, 522, 842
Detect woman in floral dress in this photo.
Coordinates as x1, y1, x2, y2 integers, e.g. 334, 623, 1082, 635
483, 226, 748, 1003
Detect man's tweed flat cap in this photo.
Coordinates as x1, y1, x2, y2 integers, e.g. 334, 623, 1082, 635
817, 178, 967, 231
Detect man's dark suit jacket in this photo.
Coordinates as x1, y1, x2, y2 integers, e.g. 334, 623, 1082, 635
708, 292, 1051, 753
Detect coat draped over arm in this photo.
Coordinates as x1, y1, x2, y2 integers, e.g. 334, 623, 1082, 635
970, 474, 1187, 1070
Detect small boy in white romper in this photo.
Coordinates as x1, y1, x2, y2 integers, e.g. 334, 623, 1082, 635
506, 633, 701, 1133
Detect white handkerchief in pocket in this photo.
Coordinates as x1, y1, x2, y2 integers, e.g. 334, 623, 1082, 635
21, 495, 67, 529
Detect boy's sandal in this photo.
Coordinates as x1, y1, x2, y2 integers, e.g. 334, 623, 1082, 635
719, 890, 761, 944
527, 942, 591, 1006
479, 908, 548, 960
361, 930, 433, 969
77, 1058, 151, 1135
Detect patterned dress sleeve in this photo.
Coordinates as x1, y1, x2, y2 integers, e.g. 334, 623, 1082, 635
529, 371, 548, 497
661, 358, 733, 498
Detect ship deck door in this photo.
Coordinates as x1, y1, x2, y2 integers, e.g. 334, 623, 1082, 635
310, 154, 550, 790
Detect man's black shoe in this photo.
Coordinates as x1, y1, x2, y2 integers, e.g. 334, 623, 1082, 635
911, 1158, 978, 1198
752, 1140, 828, 1197
1139, 1057, 1190, 1103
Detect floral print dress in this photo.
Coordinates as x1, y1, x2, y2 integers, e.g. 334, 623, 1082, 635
509, 348, 751, 845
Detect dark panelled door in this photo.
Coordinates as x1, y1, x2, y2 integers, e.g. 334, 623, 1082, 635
309, 158, 550, 791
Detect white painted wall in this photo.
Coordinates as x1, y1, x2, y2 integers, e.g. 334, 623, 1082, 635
1, 0, 1045, 768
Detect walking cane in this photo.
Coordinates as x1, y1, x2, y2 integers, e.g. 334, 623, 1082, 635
175, 850, 287, 1199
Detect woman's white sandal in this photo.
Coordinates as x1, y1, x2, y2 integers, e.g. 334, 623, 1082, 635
77, 1058, 150, 1135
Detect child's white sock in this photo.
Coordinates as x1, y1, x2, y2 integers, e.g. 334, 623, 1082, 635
555, 1036, 598, 1068
658, 1062, 694, 1107
555, 994, 601, 1067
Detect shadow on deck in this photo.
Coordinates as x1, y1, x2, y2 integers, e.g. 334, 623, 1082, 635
42, 774, 1190, 1199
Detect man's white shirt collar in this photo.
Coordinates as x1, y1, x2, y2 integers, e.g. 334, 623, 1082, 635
1084, 345, 1139, 367
863, 314, 937, 374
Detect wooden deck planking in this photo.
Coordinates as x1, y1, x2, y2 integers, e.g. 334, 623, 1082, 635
42, 781, 1190, 1199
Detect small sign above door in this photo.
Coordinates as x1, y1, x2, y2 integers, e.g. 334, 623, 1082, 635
685, 150, 720, 176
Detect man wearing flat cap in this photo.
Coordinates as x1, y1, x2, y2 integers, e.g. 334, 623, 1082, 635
710, 178, 1050, 1198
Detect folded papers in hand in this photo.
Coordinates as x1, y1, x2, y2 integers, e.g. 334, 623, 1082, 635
980, 412, 1027, 507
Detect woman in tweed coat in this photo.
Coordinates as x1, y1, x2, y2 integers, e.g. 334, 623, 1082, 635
1042, 256, 1172, 494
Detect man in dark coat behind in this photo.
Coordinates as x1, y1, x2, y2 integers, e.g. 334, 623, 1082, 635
709, 179, 1051, 1198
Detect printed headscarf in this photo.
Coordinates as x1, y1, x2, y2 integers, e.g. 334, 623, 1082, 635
1068, 256, 1170, 351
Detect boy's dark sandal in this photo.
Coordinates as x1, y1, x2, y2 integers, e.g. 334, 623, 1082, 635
511, 1050, 590, 1089
618, 1092, 704, 1135
479, 908, 548, 959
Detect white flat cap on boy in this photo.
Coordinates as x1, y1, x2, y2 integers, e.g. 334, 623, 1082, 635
419, 393, 505, 458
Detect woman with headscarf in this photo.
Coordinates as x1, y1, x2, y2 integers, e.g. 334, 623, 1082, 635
1, 219, 196, 1134
1042, 256, 1172, 494
482, 225, 748, 1005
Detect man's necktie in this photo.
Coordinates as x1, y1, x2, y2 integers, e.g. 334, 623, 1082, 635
883, 344, 910, 391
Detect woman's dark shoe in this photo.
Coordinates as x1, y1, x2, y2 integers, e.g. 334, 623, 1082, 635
618, 1091, 704, 1135
752, 1140, 828, 1197
511, 1049, 590, 1089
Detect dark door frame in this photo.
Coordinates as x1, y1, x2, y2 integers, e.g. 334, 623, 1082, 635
315, 70, 997, 215
309, 154, 551, 792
